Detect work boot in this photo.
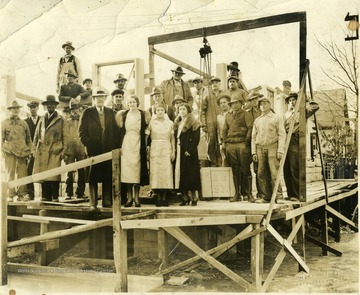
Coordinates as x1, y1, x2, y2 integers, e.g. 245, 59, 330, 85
89, 184, 98, 210
230, 176, 241, 202
247, 176, 256, 203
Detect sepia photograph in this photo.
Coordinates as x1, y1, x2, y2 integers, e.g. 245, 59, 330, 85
0, 0, 358, 294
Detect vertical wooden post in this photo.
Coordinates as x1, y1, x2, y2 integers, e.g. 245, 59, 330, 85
332, 201, 341, 242
158, 229, 169, 270
134, 58, 145, 109
112, 149, 128, 292
320, 206, 328, 256
149, 45, 155, 90
0, 182, 8, 285
292, 218, 298, 244
251, 223, 264, 290
38, 209, 49, 265
299, 19, 307, 202
297, 216, 306, 272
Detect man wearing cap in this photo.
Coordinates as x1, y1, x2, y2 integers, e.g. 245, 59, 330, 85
59, 69, 90, 109
57, 41, 82, 92
244, 92, 263, 199
200, 76, 223, 166
283, 92, 319, 201
111, 89, 126, 114
216, 93, 231, 167
24, 100, 41, 200
79, 87, 120, 209
252, 97, 286, 203
33, 95, 70, 202
160, 66, 193, 107
2, 101, 33, 202
226, 76, 248, 102
172, 94, 186, 117
149, 87, 175, 121
222, 94, 254, 202
81, 78, 93, 107
64, 101, 87, 200
191, 77, 208, 118
226, 61, 248, 91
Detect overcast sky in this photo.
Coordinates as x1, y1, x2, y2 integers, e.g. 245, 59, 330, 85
0, 0, 359, 105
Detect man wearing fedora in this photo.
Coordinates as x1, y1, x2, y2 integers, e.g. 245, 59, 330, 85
2, 101, 33, 202
283, 92, 319, 201
24, 100, 41, 201
252, 97, 286, 203
79, 87, 120, 209
172, 94, 186, 117
59, 69, 89, 109
57, 41, 82, 92
33, 95, 70, 202
226, 61, 248, 92
200, 76, 223, 167
64, 101, 87, 200
148, 87, 175, 121
160, 66, 193, 107
222, 93, 254, 202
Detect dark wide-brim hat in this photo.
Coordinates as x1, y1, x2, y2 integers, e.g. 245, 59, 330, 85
172, 94, 186, 105
192, 77, 202, 83
42, 95, 59, 105
216, 93, 231, 106
62, 41, 75, 50
113, 73, 127, 83
171, 66, 185, 75
150, 86, 162, 96
285, 92, 298, 103
7, 100, 22, 109
227, 61, 240, 72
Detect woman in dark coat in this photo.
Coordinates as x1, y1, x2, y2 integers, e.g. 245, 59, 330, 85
116, 95, 151, 207
173, 103, 201, 206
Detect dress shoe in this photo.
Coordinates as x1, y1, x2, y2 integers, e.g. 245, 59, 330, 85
229, 196, 241, 202
290, 197, 299, 202
52, 198, 59, 202
162, 200, 169, 207
179, 200, 190, 206
124, 201, 133, 207
191, 200, 197, 206
102, 204, 112, 208
155, 200, 162, 207
134, 202, 141, 207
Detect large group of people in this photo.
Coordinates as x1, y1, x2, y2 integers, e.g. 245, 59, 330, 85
1, 41, 320, 208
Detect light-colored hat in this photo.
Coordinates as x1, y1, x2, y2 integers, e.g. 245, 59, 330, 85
172, 94, 186, 105
258, 97, 271, 106
65, 69, 77, 78
246, 92, 264, 101
62, 41, 75, 50
228, 94, 244, 105
82, 78, 92, 85
216, 93, 231, 106
150, 87, 162, 96
92, 87, 109, 97
27, 100, 39, 107
7, 100, 22, 109
210, 76, 221, 83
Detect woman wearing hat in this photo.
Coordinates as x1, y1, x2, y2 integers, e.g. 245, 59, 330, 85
2, 101, 33, 202
116, 95, 151, 207
33, 95, 70, 202
57, 41, 82, 92
147, 103, 176, 206
173, 103, 201, 206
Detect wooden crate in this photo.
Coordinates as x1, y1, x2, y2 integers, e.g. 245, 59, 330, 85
201, 167, 235, 198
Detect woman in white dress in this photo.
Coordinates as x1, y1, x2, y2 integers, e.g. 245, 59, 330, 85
116, 95, 151, 207
147, 103, 175, 206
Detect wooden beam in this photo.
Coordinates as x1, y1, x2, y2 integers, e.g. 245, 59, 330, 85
261, 215, 304, 292
267, 224, 309, 273
157, 229, 169, 270
285, 187, 358, 220
22, 215, 96, 225
8, 151, 113, 189
326, 204, 358, 229
165, 227, 257, 292
150, 47, 211, 78
0, 182, 8, 285
305, 234, 342, 256
94, 59, 135, 67
8, 218, 113, 248
16, 91, 42, 103
122, 210, 156, 220
112, 149, 128, 292
7, 216, 49, 224
120, 215, 247, 229
158, 225, 260, 275
148, 12, 306, 45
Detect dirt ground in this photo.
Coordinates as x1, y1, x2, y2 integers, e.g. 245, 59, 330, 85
7, 225, 359, 293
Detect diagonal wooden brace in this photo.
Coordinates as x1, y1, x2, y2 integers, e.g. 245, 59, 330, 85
261, 215, 307, 292
325, 205, 358, 230
164, 226, 257, 292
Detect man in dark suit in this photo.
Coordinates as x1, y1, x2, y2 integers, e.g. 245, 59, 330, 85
24, 100, 41, 201
79, 87, 120, 209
